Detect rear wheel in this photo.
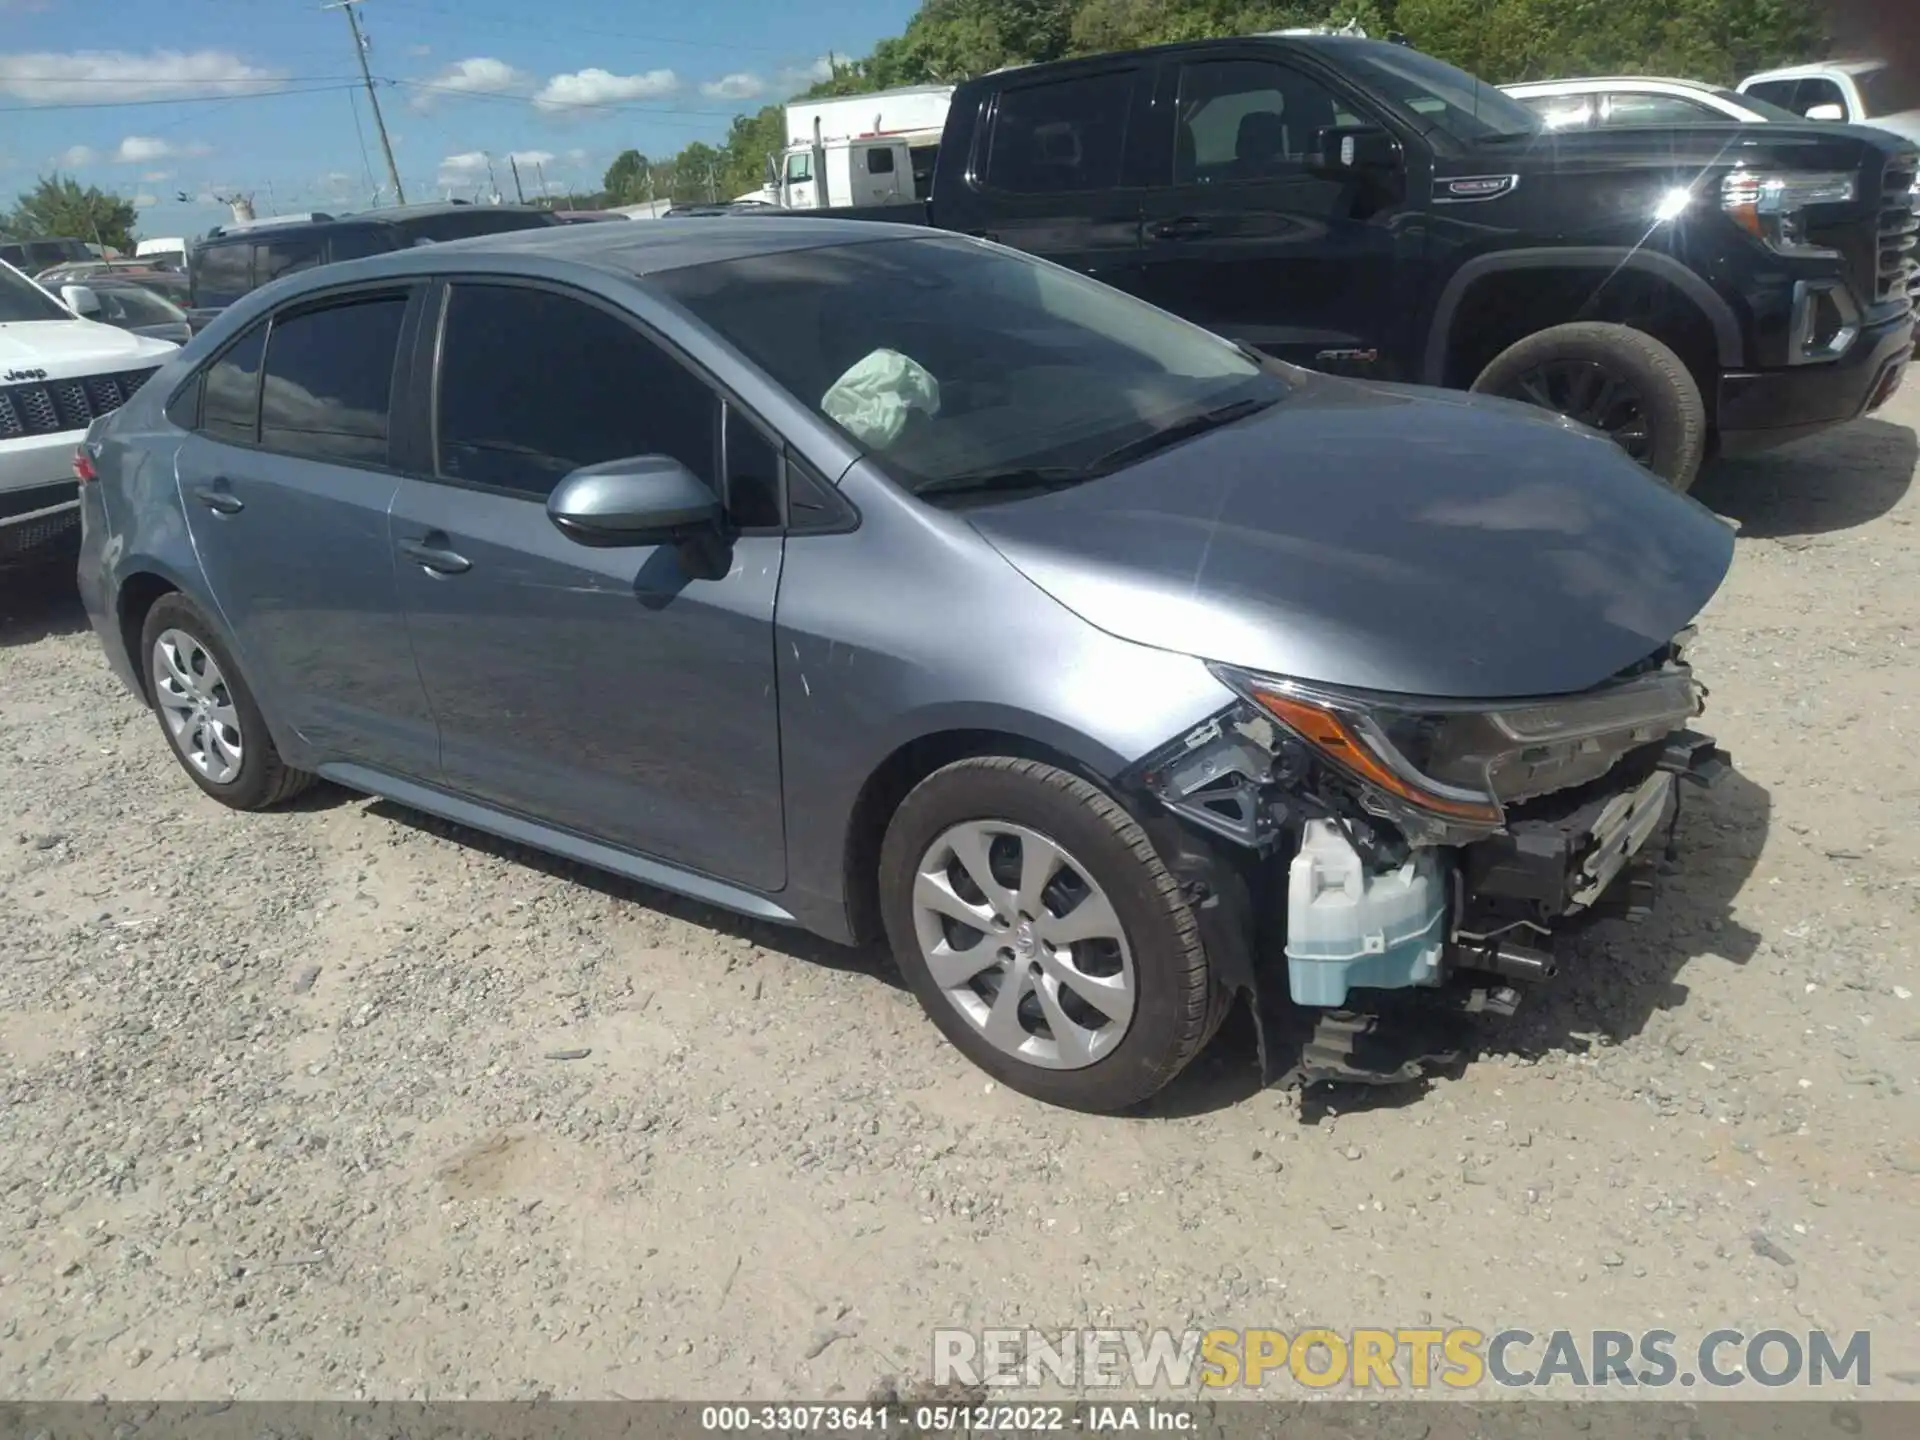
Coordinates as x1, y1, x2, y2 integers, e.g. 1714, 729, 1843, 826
1472, 321, 1707, 491
139, 592, 314, 810
878, 757, 1214, 1112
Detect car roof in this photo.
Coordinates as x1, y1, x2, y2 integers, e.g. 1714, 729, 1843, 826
321, 213, 934, 280
1744, 59, 1884, 83
199, 203, 552, 243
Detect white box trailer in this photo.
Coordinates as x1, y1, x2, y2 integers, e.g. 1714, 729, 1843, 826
783, 85, 955, 148
774, 84, 955, 211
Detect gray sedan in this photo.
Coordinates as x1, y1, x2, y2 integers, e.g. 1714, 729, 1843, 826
76, 218, 1734, 1111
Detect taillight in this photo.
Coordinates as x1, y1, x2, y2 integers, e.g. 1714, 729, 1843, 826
73, 448, 98, 484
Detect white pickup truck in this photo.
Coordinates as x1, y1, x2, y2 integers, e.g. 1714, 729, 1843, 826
2, 260, 178, 569
1738, 61, 1920, 146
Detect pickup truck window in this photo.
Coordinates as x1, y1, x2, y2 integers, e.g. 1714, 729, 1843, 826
1601, 93, 1723, 126
1337, 40, 1538, 142
0, 261, 68, 323
650, 235, 1284, 498
984, 70, 1135, 194
1174, 60, 1355, 183
1746, 76, 1850, 120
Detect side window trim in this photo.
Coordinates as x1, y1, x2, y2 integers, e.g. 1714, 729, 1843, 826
423, 273, 794, 517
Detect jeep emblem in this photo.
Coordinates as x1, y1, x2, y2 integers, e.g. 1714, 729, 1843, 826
4, 367, 48, 382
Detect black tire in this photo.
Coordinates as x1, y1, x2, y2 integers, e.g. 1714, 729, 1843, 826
878, 756, 1213, 1112
1471, 321, 1708, 491
139, 592, 314, 810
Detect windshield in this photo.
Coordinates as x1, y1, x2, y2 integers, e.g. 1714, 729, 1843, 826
650, 236, 1285, 497
1335, 41, 1541, 141
1854, 64, 1917, 120
0, 262, 71, 323
97, 285, 186, 326
1711, 87, 1806, 122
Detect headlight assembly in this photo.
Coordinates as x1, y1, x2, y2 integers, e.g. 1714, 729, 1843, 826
1720, 170, 1856, 259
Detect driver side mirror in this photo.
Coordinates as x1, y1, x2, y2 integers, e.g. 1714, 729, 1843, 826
1309, 125, 1401, 179
1804, 103, 1846, 122
546, 454, 721, 548
60, 283, 102, 317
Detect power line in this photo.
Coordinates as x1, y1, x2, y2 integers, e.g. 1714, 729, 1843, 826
370, 0, 798, 55
0, 81, 365, 114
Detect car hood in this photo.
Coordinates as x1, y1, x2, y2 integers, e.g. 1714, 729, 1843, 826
0, 319, 177, 377
962, 374, 1735, 700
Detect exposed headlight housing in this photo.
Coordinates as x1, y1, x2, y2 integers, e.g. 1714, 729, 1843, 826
1208, 663, 1705, 839
1720, 170, 1856, 258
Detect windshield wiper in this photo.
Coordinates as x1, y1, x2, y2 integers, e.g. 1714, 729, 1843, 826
911, 466, 1092, 500
1083, 396, 1273, 472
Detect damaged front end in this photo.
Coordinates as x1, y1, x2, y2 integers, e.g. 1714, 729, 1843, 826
1125, 636, 1731, 1087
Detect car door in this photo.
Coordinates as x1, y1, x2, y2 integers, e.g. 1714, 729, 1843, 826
965, 63, 1156, 298
171, 285, 440, 776
389, 279, 786, 892
1133, 52, 1403, 373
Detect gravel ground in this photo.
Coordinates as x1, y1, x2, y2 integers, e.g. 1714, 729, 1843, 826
2, 390, 1917, 1404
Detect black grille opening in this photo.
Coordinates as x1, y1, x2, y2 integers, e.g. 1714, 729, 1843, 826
0, 364, 159, 440
1877, 157, 1918, 306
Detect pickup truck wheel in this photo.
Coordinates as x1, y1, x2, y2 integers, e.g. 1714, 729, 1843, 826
1472, 322, 1707, 491
878, 757, 1214, 1113
139, 593, 314, 811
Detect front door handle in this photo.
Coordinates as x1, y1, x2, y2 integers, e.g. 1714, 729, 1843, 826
1147, 217, 1214, 240
193, 485, 242, 515
399, 539, 471, 575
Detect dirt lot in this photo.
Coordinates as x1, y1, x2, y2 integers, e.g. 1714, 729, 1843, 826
3, 390, 1918, 1403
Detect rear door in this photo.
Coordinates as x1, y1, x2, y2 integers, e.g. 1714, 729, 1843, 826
389, 279, 786, 891
172, 285, 439, 775
1133, 50, 1404, 372
963, 63, 1156, 297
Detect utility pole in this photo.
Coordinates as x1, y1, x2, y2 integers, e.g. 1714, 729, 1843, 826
325, 0, 406, 206
534, 160, 549, 207
483, 152, 501, 204
508, 154, 525, 204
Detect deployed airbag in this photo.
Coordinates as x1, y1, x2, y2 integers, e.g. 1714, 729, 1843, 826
821, 347, 940, 448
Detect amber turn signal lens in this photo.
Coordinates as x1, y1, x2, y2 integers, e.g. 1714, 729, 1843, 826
1249, 688, 1502, 825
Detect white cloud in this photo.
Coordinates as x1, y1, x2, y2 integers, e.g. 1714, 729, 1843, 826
563, 148, 588, 165
407, 44, 433, 58
411, 56, 526, 110
141, 169, 174, 182
0, 50, 286, 104
776, 55, 835, 92
507, 149, 554, 167
437, 151, 493, 186
533, 67, 677, 112
133, 192, 159, 207
56, 144, 98, 167
111, 136, 208, 164
701, 72, 765, 101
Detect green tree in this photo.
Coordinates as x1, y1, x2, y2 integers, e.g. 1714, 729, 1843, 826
720, 104, 788, 197
668, 141, 725, 204
5, 174, 138, 252
602, 149, 653, 204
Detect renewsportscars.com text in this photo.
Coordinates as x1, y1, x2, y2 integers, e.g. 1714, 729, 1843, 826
931, 1327, 1874, 1391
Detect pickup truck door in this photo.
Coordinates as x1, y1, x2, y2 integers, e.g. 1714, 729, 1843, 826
1132, 51, 1407, 375
948, 62, 1156, 298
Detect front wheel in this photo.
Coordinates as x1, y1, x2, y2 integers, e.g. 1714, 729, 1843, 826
1472, 321, 1708, 491
878, 757, 1215, 1112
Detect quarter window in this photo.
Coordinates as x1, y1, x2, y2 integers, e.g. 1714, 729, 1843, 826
258, 294, 409, 466
192, 242, 253, 308
255, 233, 326, 288
984, 71, 1136, 194
435, 283, 719, 501
200, 324, 267, 444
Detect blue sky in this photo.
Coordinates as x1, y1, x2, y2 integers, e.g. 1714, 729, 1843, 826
0, 0, 920, 239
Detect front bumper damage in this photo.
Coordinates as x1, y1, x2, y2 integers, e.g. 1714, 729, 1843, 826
1127, 660, 1732, 1087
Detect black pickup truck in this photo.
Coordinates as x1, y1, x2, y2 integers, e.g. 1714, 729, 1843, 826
807, 33, 1919, 489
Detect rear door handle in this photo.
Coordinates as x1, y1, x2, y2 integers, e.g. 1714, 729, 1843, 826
1147, 217, 1214, 240
193, 484, 242, 515
399, 539, 471, 575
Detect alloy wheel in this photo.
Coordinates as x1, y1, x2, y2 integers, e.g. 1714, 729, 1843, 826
151, 628, 244, 785
909, 820, 1136, 1070
1501, 359, 1653, 466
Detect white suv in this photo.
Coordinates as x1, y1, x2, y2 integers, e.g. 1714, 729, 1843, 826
2, 260, 178, 568
1738, 61, 1920, 147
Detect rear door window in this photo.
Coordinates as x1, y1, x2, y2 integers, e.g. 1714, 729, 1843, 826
984, 70, 1137, 194
192, 242, 253, 307
258, 293, 410, 466
1600, 92, 1726, 125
